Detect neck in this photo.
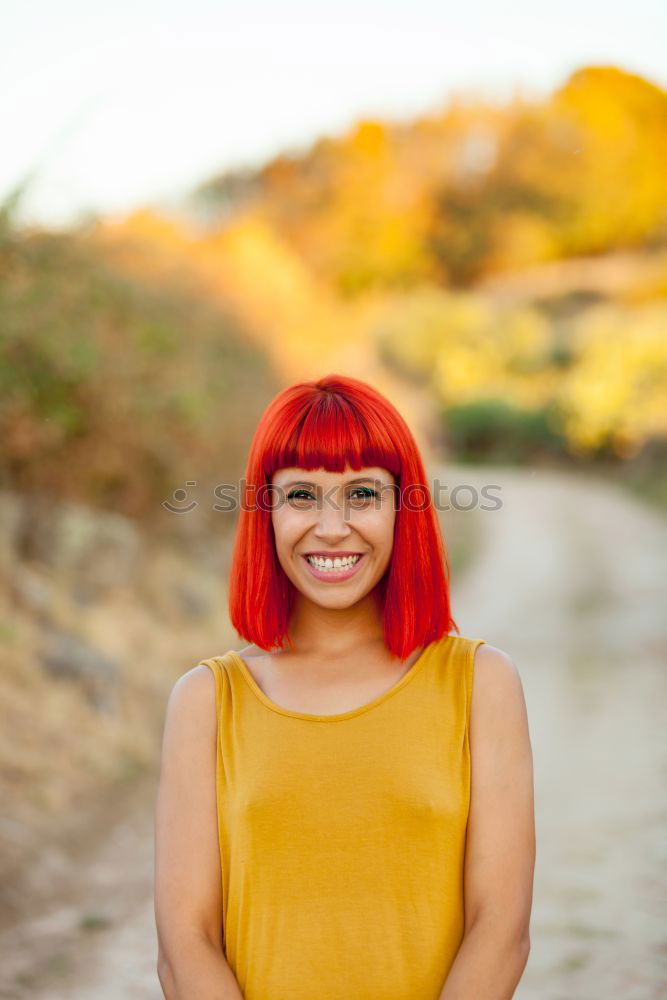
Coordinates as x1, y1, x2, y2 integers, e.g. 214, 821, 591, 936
284, 589, 386, 660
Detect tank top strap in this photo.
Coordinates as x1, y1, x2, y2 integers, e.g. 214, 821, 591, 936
198, 651, 249, 721
198, 656, 226, 716
463, 636, 487, 745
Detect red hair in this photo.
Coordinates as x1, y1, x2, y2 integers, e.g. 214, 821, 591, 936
228, 374, 458, 659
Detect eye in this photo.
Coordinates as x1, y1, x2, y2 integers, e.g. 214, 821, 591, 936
286, 488, 315, 503
348, 487, 378, 502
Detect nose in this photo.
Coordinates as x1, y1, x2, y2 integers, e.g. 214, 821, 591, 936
313, 493, 353, 543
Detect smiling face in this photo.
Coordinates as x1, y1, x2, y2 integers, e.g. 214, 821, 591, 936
270, 465, 398, 609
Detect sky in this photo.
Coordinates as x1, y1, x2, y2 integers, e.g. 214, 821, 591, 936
2, 0, 666, 227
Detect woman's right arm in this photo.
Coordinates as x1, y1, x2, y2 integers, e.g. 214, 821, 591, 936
154, 665, 244, 999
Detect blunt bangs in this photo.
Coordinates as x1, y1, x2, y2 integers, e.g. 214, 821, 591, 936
265, 386, 403, 483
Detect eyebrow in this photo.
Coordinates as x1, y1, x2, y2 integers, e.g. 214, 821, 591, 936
281, 476, 384, 488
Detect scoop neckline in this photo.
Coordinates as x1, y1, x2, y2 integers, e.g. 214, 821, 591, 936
226, 638, 446, 722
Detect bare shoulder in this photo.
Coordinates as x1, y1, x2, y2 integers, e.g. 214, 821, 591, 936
157, 664, 221, 793
472, 642, 524, 694
169, 662, 216, 710
471, 642, 530, 733
160, 664, 218, 750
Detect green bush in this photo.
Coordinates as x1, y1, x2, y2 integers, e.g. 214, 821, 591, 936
442, 397, 567, 463
0, 226, 280, 523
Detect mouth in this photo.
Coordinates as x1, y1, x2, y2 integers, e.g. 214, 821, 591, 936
300, 552, 366, 582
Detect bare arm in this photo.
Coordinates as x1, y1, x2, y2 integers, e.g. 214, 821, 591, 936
438, 644, 535, 999
154, 665, 244, 999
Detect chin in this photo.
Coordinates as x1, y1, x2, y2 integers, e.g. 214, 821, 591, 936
303, 584, 365, 606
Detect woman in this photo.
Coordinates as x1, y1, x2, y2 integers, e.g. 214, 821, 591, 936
154, 374, 535, 1000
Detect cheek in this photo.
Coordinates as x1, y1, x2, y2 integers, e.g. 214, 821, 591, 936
271, 510, 307, 552
349, 507, 395, 547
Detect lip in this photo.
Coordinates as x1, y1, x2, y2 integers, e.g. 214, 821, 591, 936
301, 553, 366, 583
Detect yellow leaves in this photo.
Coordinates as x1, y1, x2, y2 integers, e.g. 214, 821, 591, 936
370, 288, 484, 382
200, 215, 352, 377
549, 67, 667, 252
433, 303, 555, 407
370, 285, 667, 458
556, 303, 667, 453
486, 213, 560, 273
91, 66, 667, 461
348, 121, 390, 161
370, 288, 555, 407
92, 209, 358, 380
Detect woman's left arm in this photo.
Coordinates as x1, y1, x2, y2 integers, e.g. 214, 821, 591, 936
438, 644, 536, 1000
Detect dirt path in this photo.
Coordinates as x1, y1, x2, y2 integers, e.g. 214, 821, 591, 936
1, 464, 665, 999
451, 464, 667, 999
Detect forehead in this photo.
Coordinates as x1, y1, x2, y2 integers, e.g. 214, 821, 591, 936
272, 465, 393, 485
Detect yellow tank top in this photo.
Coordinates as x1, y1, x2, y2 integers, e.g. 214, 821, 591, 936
199, 633, 486, 1000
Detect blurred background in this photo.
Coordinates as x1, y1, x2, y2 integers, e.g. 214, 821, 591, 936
1, 1, 666, 997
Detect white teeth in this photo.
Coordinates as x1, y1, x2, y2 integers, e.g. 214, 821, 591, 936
306, 554, 361, 572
